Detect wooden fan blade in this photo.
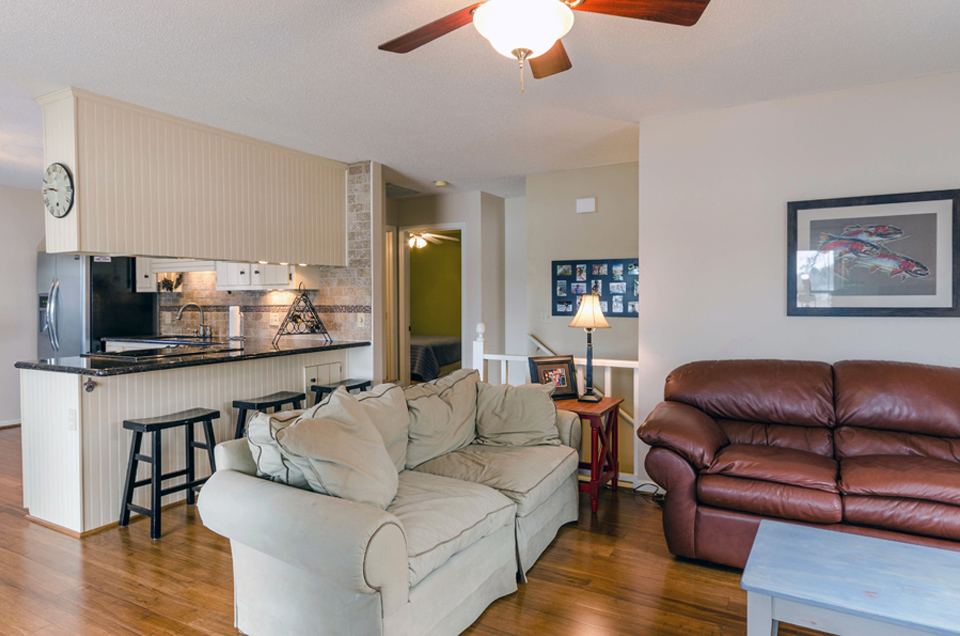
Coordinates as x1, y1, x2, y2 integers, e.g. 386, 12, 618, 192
530, 40, 572, 79
423, 235, 443, 244
573, 0, 711, 27
379, 3, 484, 53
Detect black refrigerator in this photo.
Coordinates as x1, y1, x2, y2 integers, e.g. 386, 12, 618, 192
37, 254, 158, 358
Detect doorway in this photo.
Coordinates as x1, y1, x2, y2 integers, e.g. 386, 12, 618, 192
399, 225, 465, 385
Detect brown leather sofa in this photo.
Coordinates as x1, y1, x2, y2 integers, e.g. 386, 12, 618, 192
638, 359, 960, 569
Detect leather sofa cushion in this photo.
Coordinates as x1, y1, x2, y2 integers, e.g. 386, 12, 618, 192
843, 495, 960, 542
839, 455, 960, 507
835, 426, 960, 463
664, 360, 835, 428
388, 471, 516, 587
834, 360, 960, 437
704, 444, 838, 493
717, 420, 834, 458
698, 475, 842, 524
413, 444, 578, 517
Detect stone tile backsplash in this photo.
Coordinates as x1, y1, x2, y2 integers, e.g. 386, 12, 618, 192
159, 161, 373, 343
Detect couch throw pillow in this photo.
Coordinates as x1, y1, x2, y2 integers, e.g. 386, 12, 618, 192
275, 387, 399, 510
356, 383, 410, 473
476, 382, 561, 447
246, 409, 310, 489
403, 368, 479, 469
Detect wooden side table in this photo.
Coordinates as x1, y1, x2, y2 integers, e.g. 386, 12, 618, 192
556, 397, 623, 513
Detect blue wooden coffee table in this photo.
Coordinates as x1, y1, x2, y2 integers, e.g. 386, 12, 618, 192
741, 520, 960, 636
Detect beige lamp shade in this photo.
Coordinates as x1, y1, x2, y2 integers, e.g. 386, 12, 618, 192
569, 294, 610, 329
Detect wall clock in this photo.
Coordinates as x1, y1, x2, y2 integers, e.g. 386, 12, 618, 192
42, 163, 75, 218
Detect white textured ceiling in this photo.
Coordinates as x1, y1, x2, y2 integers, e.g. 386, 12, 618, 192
1, 0, 960, 196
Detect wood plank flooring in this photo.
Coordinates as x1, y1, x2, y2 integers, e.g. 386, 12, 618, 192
0, 428, 820, 635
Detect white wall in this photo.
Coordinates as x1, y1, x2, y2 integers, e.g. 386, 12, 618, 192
638, 71, 960, 475
0, 185, 44, 425
504, 196, 528, 380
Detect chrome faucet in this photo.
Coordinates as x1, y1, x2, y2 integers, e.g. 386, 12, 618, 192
175, 303, 211, 338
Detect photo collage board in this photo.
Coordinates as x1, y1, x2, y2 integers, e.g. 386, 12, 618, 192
552, 258, 639, 318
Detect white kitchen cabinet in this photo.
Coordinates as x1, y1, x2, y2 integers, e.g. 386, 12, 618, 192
135, 258, 156, 293
216, 262, 320, 291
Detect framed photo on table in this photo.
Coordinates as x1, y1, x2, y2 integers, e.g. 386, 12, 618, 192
787, 189, 960, 317
527, 355, 578, 400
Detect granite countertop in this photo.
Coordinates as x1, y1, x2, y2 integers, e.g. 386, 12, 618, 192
15, 338, 370, 377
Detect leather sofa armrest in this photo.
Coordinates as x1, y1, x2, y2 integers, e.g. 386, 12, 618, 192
556, 410, 583, 455
638, 402, 728, 470
199, 470, 409, 616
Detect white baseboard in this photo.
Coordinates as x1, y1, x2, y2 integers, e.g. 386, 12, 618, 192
0, 419, 21, 429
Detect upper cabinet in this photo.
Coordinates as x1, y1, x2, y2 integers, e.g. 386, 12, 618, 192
38, 88, 348, 267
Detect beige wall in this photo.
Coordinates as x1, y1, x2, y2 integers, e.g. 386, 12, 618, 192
637, 70, 960, 478
0, 185, 45, 425
524, 162, 640, 475
395, 191, 506, 379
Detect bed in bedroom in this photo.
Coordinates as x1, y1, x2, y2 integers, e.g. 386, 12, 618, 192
410, 335, 462, 382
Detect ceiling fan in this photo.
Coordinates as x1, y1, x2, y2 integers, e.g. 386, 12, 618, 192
408, 232, 461, 248
379, 0, 712, 88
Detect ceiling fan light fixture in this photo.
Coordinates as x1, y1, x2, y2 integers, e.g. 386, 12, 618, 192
473, 0, 574, 60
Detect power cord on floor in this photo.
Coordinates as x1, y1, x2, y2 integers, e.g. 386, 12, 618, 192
633, 481, 665, 506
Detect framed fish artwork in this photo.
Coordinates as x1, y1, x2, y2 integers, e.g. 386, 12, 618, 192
787, 189, 960, 317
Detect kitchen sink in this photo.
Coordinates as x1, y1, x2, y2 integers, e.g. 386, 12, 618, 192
120, 336, 232, 346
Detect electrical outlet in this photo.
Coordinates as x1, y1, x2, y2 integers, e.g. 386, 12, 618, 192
540, 311, 552, 324
269, 313, 280, 327
357, 314, 366, 326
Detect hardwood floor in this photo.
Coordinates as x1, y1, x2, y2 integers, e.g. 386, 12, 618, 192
0, 428, 819, 635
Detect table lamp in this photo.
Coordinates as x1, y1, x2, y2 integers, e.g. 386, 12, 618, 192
569, 294, 610, 403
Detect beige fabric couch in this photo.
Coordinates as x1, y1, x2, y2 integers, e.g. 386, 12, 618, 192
199, 372, 582, 636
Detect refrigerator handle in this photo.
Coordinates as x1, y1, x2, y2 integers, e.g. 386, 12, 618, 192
44, 279, 56, 348
50, 279, 61, 351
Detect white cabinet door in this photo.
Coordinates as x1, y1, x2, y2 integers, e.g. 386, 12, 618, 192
135, 258, 155, 293
250, 263, 266, 286
234, 263, 252, 287
267, 264, 291, 287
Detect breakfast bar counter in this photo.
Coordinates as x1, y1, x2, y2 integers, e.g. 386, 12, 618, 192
16, 338, 371, 536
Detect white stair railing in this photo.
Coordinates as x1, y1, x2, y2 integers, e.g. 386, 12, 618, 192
472, 323, 643, 485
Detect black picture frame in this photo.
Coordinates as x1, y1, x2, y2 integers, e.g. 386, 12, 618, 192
551, 258, 638, 318
787, 189, 960, 317
527, 355, 579, 401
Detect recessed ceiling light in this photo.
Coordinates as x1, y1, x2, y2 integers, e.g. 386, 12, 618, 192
434, 180, 448, 188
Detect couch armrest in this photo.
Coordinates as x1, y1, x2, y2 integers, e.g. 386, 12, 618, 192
638, 402, 728, 470
556, 410, 582, 454
199, 470, 409, 615
214, 438, 258, 475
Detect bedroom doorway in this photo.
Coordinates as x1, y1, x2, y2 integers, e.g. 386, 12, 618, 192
399, 225, 464, 385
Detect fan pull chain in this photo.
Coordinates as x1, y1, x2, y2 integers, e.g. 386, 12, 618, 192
519, 56, 524, 93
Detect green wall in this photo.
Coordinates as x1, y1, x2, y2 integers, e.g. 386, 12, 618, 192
410, 231, 461, 336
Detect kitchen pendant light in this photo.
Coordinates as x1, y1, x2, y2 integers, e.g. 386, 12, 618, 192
474, 0, 574, 84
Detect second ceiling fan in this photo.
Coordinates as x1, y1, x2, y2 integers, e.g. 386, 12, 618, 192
379, 0, 712, 85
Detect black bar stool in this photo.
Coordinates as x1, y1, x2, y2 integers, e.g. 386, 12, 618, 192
232, 390, 306, 439
310, 378, 372, 405
119, 407, 220, 540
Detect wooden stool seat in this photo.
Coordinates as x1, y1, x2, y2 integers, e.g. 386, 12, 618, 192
120, 408, 220, 539
232, 391, 305, 439
310, 378, 372, 404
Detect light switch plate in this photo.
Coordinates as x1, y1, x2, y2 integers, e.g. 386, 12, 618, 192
540, 311, 552, 324
269, 313, 281, 327
576, 197, 597, 214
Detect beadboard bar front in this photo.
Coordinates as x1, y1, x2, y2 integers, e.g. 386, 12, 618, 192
20, 348, 356, 535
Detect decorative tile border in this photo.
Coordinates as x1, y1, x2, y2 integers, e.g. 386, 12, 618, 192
160, 304, 372, 314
